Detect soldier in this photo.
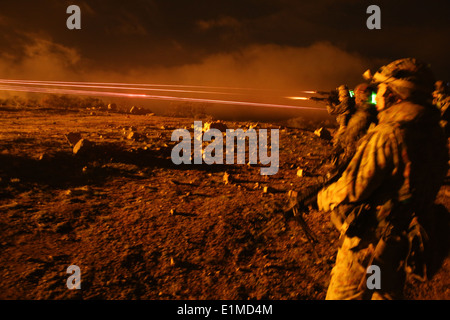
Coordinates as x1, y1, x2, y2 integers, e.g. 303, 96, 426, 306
317, 58, 448, 300
432, 80, 449, 109
432, 80, 450, 136
339, 83, 378, 157
326, 85, 356, 148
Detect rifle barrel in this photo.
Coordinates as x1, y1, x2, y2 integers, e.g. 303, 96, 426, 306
315, 91, 332, 95
309, 97, 328, 101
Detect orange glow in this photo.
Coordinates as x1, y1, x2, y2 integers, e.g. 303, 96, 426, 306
0, 83, 326, 111
301, 91, 316, 94
286, 96, 309, 100
0, 79, 230, 96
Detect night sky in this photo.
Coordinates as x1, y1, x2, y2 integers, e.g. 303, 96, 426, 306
0, 0, 449, 100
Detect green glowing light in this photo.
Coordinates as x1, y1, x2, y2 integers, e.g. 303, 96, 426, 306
371, 92, 377, 104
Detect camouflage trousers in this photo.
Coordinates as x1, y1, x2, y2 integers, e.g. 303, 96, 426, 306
326, 235, 408, 300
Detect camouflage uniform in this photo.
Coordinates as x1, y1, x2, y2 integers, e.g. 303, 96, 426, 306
318, 58, 448, 300
432, 80, 449, 108
432, 81, 450, 136
340, 102, 377, 154
327, 86, 356, 147
340, 84, 378, 157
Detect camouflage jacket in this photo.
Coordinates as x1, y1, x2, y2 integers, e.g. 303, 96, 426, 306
436, 95, 450, 121
433, 93, 450, 114
327, 97, 355, 117
340, 103, 378, 154
318, 101, 448, 238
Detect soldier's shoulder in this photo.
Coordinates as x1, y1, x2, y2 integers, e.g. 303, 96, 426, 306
358, 122, 397, 149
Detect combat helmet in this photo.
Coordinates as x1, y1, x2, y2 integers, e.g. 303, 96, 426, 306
354, 83, 373, 104
337, 84, 350, 97
354, 83, 371, 95
370, 58, 435, 100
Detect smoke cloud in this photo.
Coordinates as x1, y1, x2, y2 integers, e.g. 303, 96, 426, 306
0, 35, 376, 90
0, 32, 383, 121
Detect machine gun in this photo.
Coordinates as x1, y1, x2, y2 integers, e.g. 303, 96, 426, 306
258, 147, 352, 259
283, 162, 346, 239
309, 89, 340, 105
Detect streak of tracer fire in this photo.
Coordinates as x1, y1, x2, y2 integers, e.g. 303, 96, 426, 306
0, 84, 325, 111
0, 79, 231, 96
0, 78, 318, 94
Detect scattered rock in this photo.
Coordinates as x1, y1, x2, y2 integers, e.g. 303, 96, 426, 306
130, 106, 152, 115
73, 139, 93, 155
65, 132, 83, 147
203, 121, 228, 132
126, 131, 143, 141
67, 186, 92, 196
248, 123, 259, 130
38, 153, 52, 161
314, 127, 332, 140
223, 172, 230, 185
107, 103, 118, 112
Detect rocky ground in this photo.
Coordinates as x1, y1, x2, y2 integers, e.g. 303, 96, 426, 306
0, 103, 448, 300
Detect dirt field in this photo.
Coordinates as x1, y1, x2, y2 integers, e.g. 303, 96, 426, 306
0, 103, 448, 300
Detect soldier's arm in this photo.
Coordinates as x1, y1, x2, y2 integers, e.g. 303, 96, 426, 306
342, 112, 371, 145
326, 104, 336, 115
317, 128, 396, 212
332, 99, 352, 115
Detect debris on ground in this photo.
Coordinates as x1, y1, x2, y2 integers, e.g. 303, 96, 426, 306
203, 121, 228, 132
0, 104, 448, 300
65, 132, 83, 147
72, 138, 93, 155
314, 127, 332, 140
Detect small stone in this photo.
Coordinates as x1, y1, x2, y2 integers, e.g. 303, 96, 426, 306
65, 132, 82, 147
107, 103, 117, 111
126, 132, 141, 140
203, 121, 228, 132
223, 172, 230, 185
314, 127, 332, 140
73, 139, 93, 155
